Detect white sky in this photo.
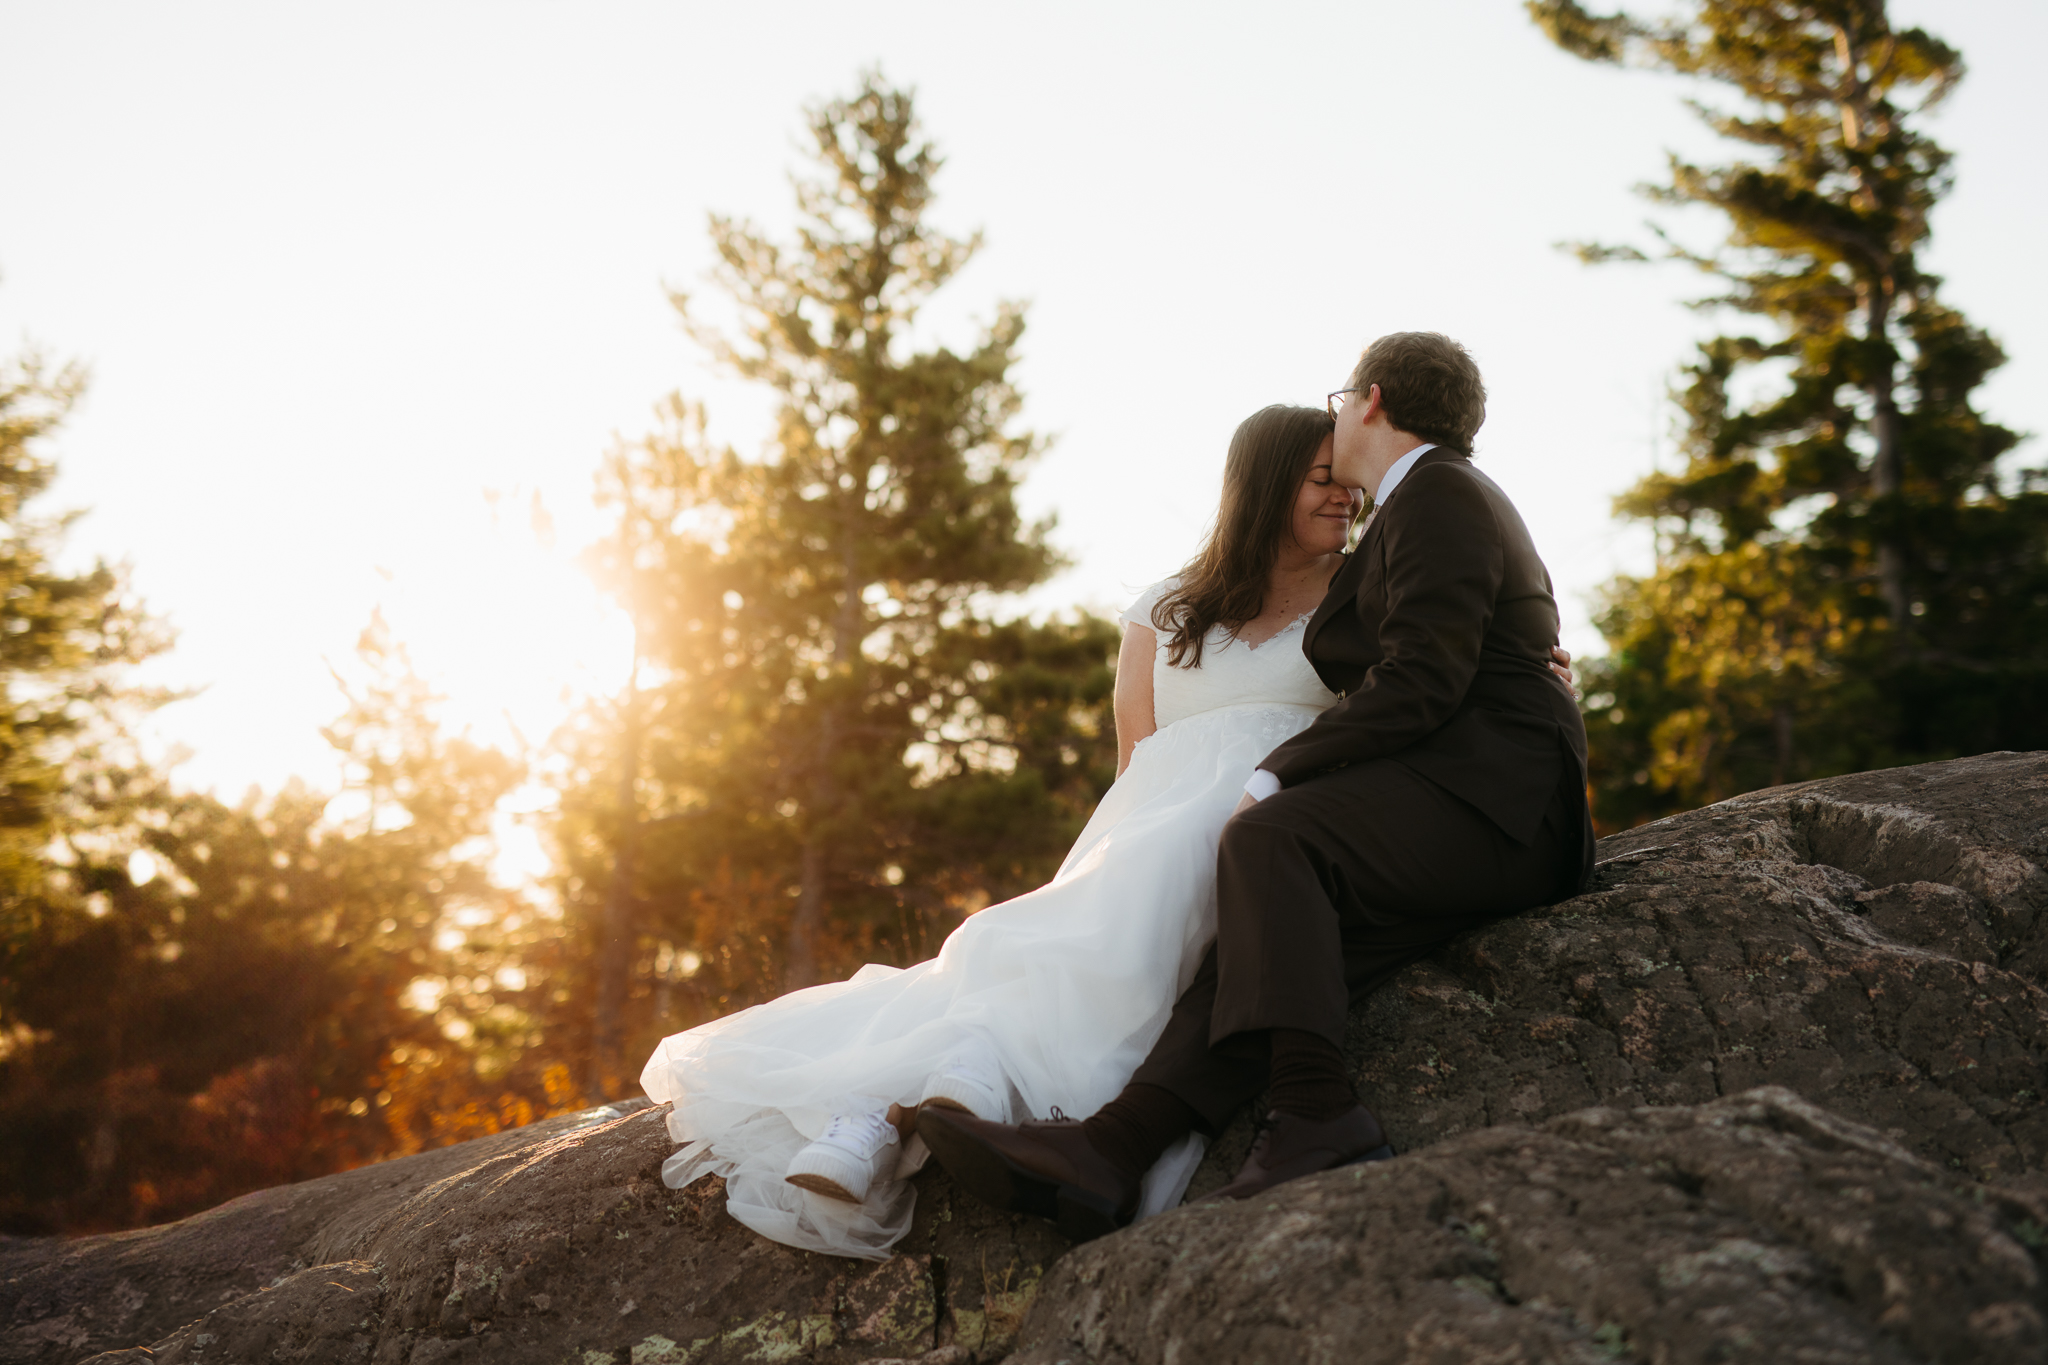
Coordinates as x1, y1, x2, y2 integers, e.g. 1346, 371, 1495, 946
2, 1, 2042, 839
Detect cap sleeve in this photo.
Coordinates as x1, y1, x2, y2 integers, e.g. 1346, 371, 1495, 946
1118, 577, 1180, 632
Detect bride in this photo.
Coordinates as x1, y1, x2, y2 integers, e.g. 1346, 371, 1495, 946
641, 402, 1563, 1260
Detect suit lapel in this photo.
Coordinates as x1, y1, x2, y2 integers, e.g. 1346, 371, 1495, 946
1303, 557, 1352, 657
1301, 448, 1466, 659
1303, 522, 1379, 658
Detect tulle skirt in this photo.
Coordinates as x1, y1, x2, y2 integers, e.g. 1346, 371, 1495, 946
639, 701, 1322, 1259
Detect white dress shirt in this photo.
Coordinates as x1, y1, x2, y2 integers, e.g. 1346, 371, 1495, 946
1241, 441, 1440, 803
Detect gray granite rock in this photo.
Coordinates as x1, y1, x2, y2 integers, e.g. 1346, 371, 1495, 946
5, 1100, 1061, 1365
1012, 1087, 2048, 1365
1189, 750, 2048, 1203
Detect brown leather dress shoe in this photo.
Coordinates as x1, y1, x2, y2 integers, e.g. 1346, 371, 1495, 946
1211, 1105, 1393, 1201
916, 1104, 1140, 1243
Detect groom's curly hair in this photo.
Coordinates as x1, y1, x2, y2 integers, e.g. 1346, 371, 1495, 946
1153, 404, 1342, 669
1348, 332, 1487, 454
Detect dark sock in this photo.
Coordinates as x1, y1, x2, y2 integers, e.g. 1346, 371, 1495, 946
1082, 1083, 1200, 1181
1267, 1028, 1356, 1120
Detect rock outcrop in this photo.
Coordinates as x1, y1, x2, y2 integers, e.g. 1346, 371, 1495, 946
1017, 1088, 2046, 1365
1189, 747, 2048, 1203
0, 1101, 1064, 1365
5, 752, 2045, 1364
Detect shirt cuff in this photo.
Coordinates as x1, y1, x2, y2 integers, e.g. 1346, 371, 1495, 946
1242, 769, 1283, 803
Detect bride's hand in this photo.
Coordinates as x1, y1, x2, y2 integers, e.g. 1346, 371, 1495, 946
1549, 646, 1576, 693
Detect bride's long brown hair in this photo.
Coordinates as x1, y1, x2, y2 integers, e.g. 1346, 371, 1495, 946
1152, 404, 1340, 668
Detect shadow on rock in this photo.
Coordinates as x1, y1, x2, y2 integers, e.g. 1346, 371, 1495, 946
3, 1101, 1064, 1365
1193, 751, 2048, 1203
1016, 1088, 2048, 1365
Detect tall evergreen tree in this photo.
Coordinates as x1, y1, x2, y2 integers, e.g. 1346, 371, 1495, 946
1532, 0, 2047, 826
555, 74, 1118, 1091
0, 341, 165, 930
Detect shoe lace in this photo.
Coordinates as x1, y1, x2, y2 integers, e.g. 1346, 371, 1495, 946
1048, 1106, 1070, 1122
819, 1109, 897, 1156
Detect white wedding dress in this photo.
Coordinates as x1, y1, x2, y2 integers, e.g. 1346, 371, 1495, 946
639, 578, 1337, 1259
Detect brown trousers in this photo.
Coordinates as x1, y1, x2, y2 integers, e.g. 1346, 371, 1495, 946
1130, 756, 1585, 1131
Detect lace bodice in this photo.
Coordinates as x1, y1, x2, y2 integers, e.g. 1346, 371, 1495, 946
1119, 577, 1338, 729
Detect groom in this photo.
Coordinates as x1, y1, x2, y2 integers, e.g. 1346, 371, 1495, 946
920, 332, 1595, 1240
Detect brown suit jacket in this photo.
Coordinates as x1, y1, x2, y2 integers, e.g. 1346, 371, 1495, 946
1258, 447, 1591, 860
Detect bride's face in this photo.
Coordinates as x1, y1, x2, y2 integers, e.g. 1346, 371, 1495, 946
1289, 435, 1363, 556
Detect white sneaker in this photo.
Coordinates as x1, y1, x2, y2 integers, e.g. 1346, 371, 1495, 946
784, 1109, 900, 1204
917, 1040, 1011, 1122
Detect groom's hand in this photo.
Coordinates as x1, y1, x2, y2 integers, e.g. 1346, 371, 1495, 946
1232, 792, 1258, 816
1549, 646, 1576, 695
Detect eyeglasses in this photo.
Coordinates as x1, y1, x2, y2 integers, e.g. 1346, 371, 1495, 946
1327, 388, 1361, 420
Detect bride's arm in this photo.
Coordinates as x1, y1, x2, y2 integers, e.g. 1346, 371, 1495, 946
1113, 623, 1158, 777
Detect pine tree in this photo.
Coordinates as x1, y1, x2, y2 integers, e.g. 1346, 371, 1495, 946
1532, 0, 2048, 826
0, 342, 166, 930
556, 74, 1118, 1090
